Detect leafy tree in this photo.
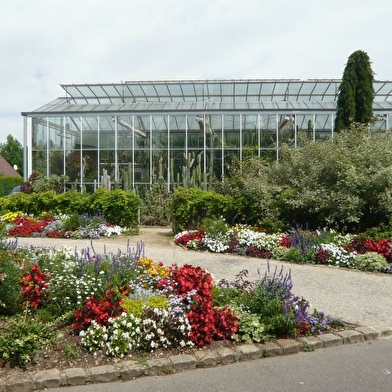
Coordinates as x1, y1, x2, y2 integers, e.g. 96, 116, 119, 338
335, 50, 375, 132
0, 134, 23, 176
220, 124, 392, 233
266, 124, 392, 232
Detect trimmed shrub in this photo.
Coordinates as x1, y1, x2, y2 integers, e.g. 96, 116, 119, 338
352, 252, 388, 272
170, 187, 235, 232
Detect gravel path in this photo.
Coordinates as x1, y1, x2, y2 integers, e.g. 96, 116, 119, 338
13, 226, 392, 327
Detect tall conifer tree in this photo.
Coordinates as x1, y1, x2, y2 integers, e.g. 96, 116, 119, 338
334, 50, 375, 132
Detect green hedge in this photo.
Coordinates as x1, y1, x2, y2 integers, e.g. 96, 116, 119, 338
0, 189, 140, 228
86, 188, 141, 228
170, 187, 235, 232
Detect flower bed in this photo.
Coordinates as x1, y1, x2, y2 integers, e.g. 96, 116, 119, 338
0, 212, 125, 239
0, 239, 341, 368
174, 224, 392, 273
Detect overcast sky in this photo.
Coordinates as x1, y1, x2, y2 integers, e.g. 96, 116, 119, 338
1, 0, 391, 144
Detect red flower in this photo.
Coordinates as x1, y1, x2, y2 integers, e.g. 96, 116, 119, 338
9, 216, 55, 237
174, 231, 205, 249
72, 289, 124, 333
158, 264, 238, 347
19, 264, 51, 308
279, 236, 291, 248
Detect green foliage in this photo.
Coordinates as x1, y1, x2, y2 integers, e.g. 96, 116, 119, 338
335, 50, 374, 132
145, 295, 169, 310
138, 182, 172, 226
361, 223, 392, 241
0, 311, 55, 366
121, 296, 169, 318
258, 126, 392, 232
54, 191, 89, 215
271, 246, 291, 260
87, 188, 140, 228
121, 298, 144, 317
285, 247, 304, 263
0, 134, 23, 177
62, 213, 82, 231
239, 285, 297, 337
170, 187, 235, 232
352, 252, 388, 272
0, 189, 140, 228
0, 192, 33, 215
29, 191, 58, 215
217, 158, 280, 229
201, 215, 228, 236
32, 174, 70, 194
232, 312, 268, 344
0, 250, 23, 315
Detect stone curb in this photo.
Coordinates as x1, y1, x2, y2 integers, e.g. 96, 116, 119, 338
1, 325, 391, 392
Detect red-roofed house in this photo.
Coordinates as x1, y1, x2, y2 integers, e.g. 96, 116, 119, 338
0, 155, 21, 177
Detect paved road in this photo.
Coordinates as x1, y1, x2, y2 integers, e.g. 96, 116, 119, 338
48, 337, 392, 392
14, 227, 392, 326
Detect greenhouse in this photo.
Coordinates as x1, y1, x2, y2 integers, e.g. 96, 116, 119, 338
22, 79, 392, 191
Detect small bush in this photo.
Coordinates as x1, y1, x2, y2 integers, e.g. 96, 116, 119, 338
0, 250, 23, 315
271, 246, 291, 260
352, 252, 388, 272
0, 312, 55, 366
87, 188, 140, 228
170, 187, 235, 232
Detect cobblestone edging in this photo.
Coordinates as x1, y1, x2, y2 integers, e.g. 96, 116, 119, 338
1, 325, 392, 392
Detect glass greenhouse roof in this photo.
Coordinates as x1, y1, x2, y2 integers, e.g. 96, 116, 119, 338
24, 79, 392, 116
61, 79, 344, 104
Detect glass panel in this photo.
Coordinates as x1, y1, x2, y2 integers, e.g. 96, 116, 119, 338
286, 82, 302, 95
278, 115, 295, 148
170, 116, 186, 148
295, 114, 314, 145
242, 116, 258, 155
167, 83, 182, 96
32, 117, 47, 148
89, 85, 105, 97
32, 150, 47, 176
141, 85, 157, 97
151, 150, 166, 183
104, 85, 122, 97
221, 83, 234, 95
223, 115, 240, 149
187, 115, 204, 149
247, 83, 261, 96
126, 84, 143, 98
65, 149, 82, 184
152, 115, 168, 149
298, 82, 313, 95
209, 115, 223, 149
260, 115, 277, 149
49, 150, 65, 176
206, 83, 221, 97
81, 117, 98, 149
181, 84, 196, 96
154, 84, 170, 96
234, 83, 247, 95
272, 82, 289, 94
123, 150, 149, 188
314, 114, 333, 139
81, 150, 98, 183
131, 116, 150, 149
64, 86, 83, 98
